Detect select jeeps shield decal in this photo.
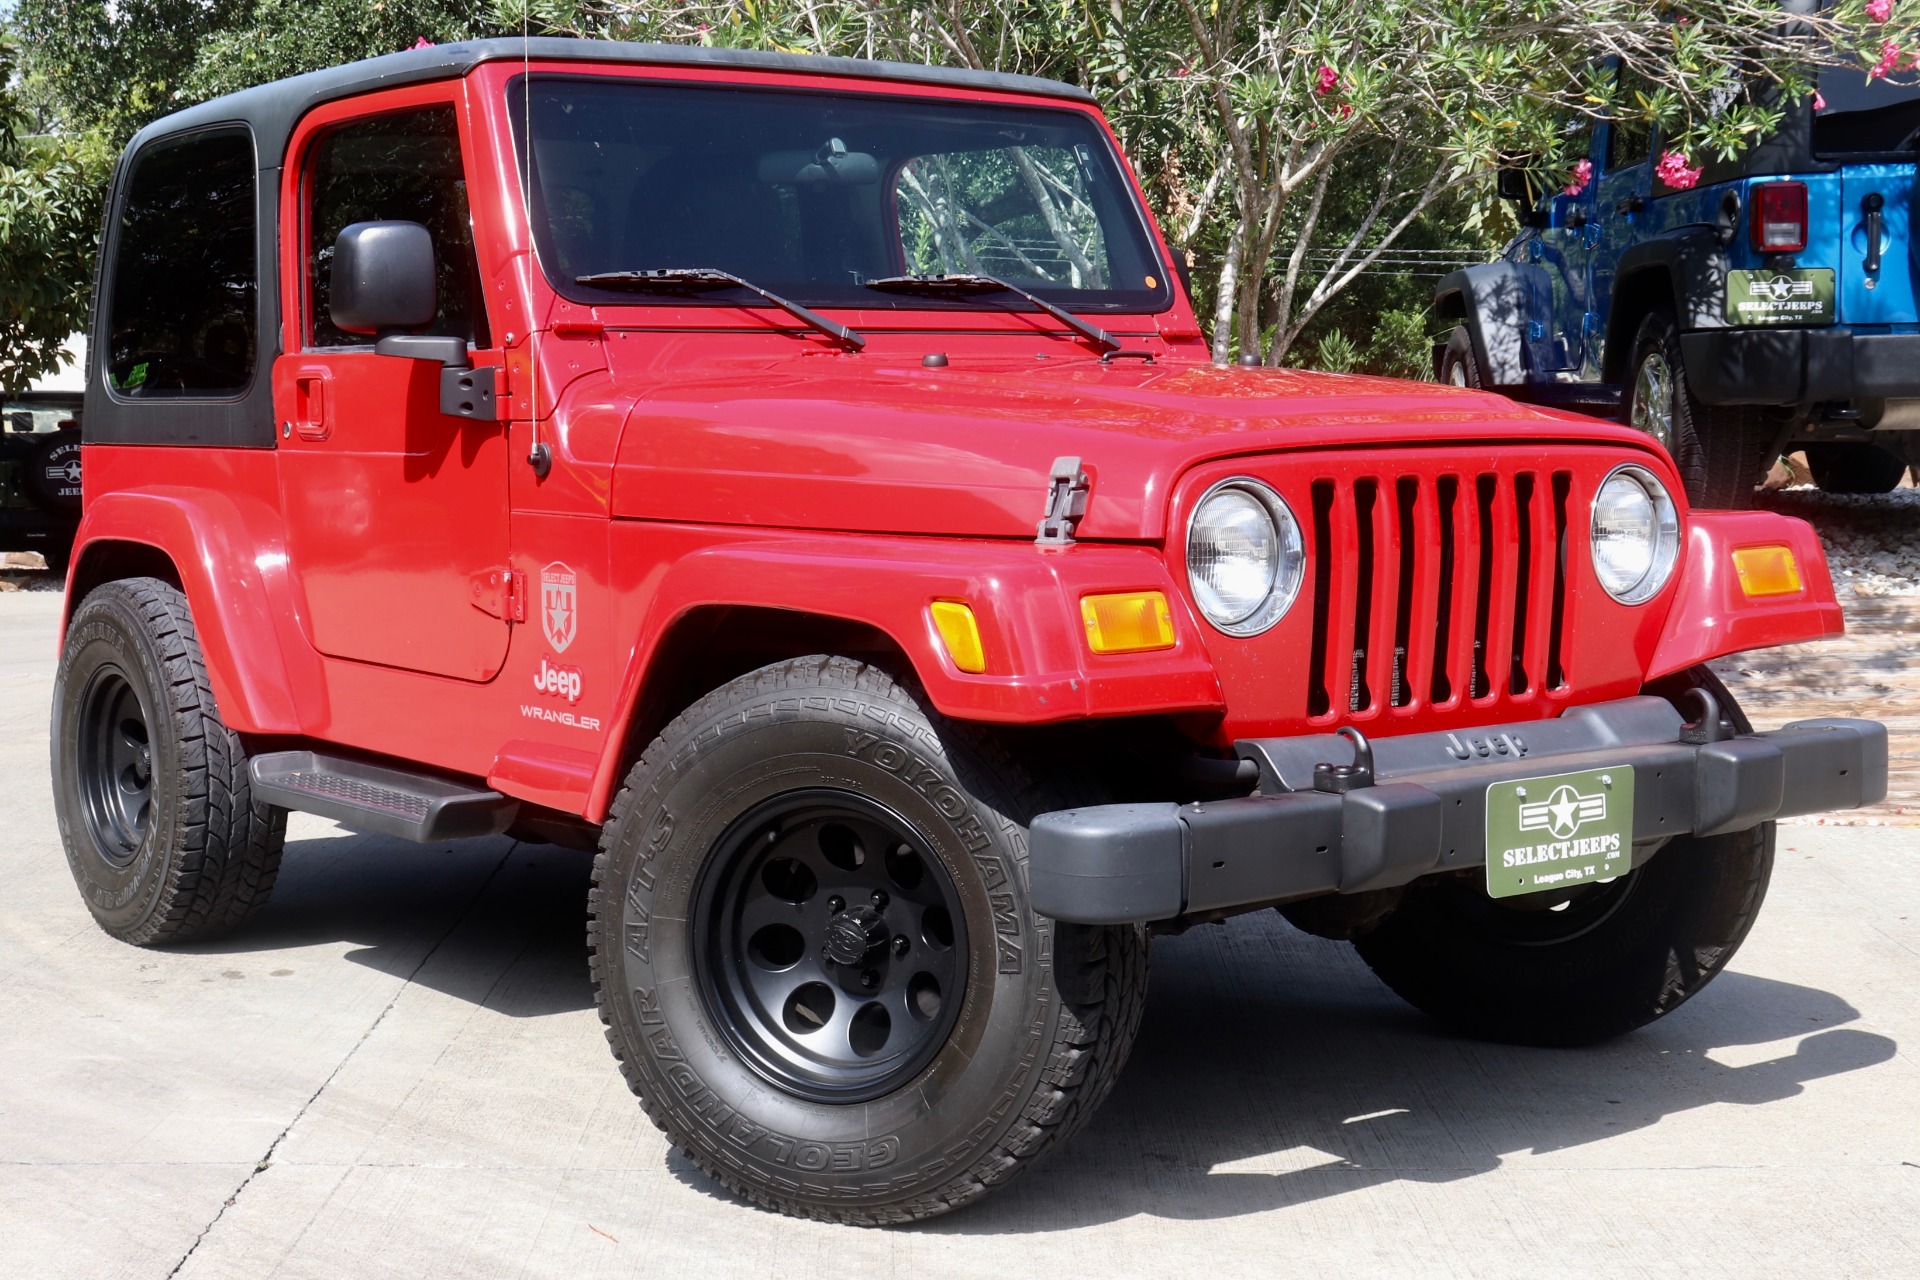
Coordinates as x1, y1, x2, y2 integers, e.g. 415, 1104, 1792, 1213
1485, 766, 1635, 899
541, 561, 578, 653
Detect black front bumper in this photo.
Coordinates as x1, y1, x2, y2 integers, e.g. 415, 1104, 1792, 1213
1029, 697, 1886, 926
1681, 328, 1920, 406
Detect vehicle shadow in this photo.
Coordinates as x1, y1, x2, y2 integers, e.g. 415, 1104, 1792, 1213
916, 915, 1897, 1232
172, 827, 598, 1019
180, 829, 1896, 1230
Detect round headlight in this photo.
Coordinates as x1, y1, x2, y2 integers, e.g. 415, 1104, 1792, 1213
1186, 478, 1304, 635
1590, 464, 1680, 605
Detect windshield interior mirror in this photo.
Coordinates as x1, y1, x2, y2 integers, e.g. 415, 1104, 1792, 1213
758, 138, 880, 186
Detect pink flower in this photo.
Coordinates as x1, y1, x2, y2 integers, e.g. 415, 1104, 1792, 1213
412, 36, 434, 49
1563, 158, 1593, 196
1872, 38, 1901, 77
1655, 150, 1702, 189
1814, 90, 1827, 110
1173, 64, 1191, 78
1337, 101, 1354, 119
1314, 65, 1339, 96
1869, 0, 1894, 22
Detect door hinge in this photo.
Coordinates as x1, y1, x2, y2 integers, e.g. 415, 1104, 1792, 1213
469, 567, 526, 622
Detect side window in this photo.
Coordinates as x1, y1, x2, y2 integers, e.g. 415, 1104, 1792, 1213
1606, 68, 1654, 171
895, 145, 1113, 289
106, 127, 257, 397
306, 107, 489, 348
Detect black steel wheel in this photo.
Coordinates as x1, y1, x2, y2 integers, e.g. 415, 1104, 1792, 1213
591, 655, 1150, 1224
53, 577, 285, 944
74, 664, 155, 864
695, 790, 969, 1103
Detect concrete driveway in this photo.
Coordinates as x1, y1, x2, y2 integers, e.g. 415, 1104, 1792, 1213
3, 589, 1917, 1278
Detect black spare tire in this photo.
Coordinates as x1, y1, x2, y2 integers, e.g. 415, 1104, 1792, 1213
29, 429, 83, 512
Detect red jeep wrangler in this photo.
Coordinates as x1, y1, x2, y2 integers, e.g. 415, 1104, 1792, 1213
53, 39, 1886, 1223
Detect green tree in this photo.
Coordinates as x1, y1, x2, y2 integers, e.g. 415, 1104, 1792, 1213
0, 32, 109, 395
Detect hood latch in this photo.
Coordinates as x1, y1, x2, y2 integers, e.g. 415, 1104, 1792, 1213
1036, 456, 1091, 547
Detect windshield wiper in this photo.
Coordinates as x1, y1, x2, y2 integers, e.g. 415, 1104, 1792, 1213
574, 267, 865, 352
863, 273, 1122, 354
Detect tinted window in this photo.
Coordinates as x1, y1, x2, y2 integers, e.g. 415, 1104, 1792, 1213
107, 128, 257, 397
307, 108, 489, 348
512, 78, 1171, 313
1814, 65, 1920, 155
1606, 69, 1654, 171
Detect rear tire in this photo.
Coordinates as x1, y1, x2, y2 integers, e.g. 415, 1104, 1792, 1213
1352, 670, 1772, 1046
52, 578, 286, 945
1804, 442, 1908, 494
589, 655, 1149, 1223
1625, 310, 1779, 508
1439, 326, 1485, 389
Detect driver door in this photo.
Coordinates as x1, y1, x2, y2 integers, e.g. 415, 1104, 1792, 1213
274, 92, 511, 682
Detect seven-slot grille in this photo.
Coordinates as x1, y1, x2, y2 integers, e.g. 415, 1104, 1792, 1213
1304, 468, 1572, 719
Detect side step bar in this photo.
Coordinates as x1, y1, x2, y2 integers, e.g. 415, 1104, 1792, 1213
248, 751, 519, 843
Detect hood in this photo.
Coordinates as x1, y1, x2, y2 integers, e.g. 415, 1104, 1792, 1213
606, 353, 1657, 541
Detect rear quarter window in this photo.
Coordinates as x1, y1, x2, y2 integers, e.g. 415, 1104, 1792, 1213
106, 127, 258, 398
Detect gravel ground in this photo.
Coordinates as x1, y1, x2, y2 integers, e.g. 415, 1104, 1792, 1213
1761, 485, 1920, 598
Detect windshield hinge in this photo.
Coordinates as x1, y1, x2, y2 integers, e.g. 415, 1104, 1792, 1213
470, 567, 526, 622
1036, 456, 1091, 547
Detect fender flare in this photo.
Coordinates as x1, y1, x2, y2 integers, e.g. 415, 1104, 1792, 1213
65, 489, 324, 734
1433, 263, 1535, 387
585, 534, 1226, 820
1604, 228, 1729, 382
1646, 510, 1843, 680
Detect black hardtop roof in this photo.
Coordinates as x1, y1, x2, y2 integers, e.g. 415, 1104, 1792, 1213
125, 36, 1097, 167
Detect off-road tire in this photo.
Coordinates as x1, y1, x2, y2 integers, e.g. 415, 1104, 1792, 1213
588, 656, 1149, 1224
52, 578, 285, 945
1439, 326, 1485, 389
1352, 670, 1772, 1047
1626, 309, 1778, 509
1804, 442, 1909, 494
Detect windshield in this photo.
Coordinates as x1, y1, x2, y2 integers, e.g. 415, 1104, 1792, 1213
510, 76, 1172, 313
1814, 64, 1920, 155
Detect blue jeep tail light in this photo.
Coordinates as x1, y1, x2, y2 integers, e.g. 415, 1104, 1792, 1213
1751, 182, 1808, 253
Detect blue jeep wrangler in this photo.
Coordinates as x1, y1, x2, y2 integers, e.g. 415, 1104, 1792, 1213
1438, 61, 1920, 506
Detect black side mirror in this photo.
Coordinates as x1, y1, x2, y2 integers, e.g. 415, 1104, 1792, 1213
331, 221, 438, 336
1171, 245, 1195, 300
1496, 166, 1533, 204
329, 220, 497, 421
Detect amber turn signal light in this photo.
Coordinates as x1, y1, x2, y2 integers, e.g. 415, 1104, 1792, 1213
1732, 544, 1803, 597
929, 601, 988, 673
1081, 591, 1177, 654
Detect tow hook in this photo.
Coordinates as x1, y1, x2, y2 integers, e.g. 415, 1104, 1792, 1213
1678, 687, 1733, 745
1313, 726, 1376, 793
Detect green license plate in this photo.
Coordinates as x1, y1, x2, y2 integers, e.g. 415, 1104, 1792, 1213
1726, 268, 1834, 325
1485, 767, 1635, 899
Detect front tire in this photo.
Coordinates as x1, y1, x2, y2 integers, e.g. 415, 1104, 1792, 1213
1353, 672, 1772, 1047
1625, 310, 1778, 509
1439, 326, 1485, 388
589, 656, 1148, 1223
52, 578, 286, 945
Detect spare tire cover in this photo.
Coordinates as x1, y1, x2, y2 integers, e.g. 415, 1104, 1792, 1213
30, 430, 83, 512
